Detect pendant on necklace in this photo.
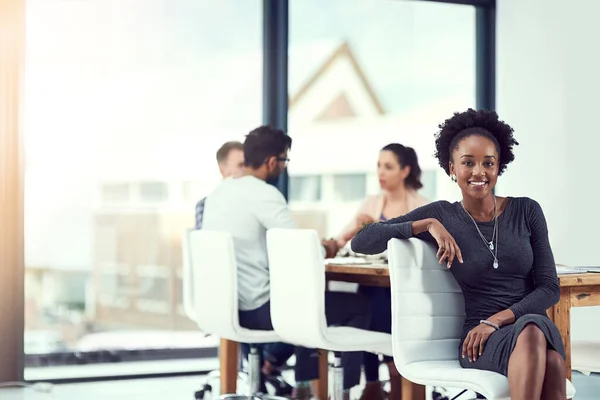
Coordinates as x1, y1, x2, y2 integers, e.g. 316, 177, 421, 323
493, 259, 499, 269
489, 242, 494, 251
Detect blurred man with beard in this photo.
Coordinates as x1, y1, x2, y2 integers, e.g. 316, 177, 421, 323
202, 126, 370, 400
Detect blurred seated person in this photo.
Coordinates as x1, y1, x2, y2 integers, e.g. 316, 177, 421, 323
202, 126, 371, 400
335, 143, 429, 400
195, 140, 293, 393
195, 141, 244, 229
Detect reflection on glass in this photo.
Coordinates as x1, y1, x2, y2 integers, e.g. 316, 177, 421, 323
289, 176, 322, 202
419, 170, 439, 202
101, 183, 130, 205
333, 174, 367, 202
288, 0, 476, 237
139, 182, 169, 204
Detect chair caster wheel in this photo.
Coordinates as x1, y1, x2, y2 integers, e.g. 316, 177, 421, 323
195, 384, 212, 399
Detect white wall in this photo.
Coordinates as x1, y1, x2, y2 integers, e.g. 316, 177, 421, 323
497, 0, 600, 341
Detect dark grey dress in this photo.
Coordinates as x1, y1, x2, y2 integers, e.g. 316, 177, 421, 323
351, 197, 565, 376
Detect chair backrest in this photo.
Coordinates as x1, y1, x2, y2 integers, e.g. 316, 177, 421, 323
181, 228, 197, 322
266, 228, 328, 348
387, 238, 465, 369
186, 229, 240, 341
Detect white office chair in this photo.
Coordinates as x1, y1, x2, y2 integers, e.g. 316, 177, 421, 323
387, 237, 576, 400
182, 228, 198, 323
266, 228, 392, 400
185, 229, 287, 400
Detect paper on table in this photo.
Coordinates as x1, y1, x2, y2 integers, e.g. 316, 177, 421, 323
557, 269, 588, 275
556, 264, 588, 275
326, 257, 388, 268
326, 257, 371, 265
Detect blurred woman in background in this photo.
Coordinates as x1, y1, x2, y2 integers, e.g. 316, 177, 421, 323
336, 143, 429, 400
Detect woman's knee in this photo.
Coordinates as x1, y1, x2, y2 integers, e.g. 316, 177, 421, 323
516, 323, 546, 350
545, 349, 565, 376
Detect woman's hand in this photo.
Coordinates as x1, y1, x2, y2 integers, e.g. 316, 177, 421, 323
321, 239, 340, 259
341, 214, 376, 244
356, 213, 375, 227
462, 323, 497, 362
427, 220, 463, 267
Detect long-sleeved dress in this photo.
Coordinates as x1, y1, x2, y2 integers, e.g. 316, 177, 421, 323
351, 197, 565, 376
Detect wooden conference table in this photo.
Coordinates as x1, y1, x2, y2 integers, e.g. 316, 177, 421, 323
219, 264, 600, 399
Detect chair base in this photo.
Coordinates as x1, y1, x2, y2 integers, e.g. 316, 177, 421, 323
331, 353, 344, 400
194, 370, 248, 399
198, 345, 293, 400
194, 384, 213, 400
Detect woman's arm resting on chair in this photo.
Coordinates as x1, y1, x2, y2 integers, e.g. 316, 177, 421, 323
351, 202, 462, 266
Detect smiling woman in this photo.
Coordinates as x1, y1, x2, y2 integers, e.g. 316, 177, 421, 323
352, 109, 570, 400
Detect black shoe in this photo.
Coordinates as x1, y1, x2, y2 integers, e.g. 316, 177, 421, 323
432, 389, 450, 400
264, 374, 293, 396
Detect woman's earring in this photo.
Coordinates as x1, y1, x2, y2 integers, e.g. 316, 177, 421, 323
451, 174, 457, 183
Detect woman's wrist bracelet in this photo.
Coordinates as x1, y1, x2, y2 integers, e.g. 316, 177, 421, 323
479, 320, 500, 330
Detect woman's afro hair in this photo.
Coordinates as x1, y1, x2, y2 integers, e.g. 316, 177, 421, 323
434, 108, 519, 176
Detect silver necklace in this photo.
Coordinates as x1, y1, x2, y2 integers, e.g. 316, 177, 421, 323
461, 196, 499, 269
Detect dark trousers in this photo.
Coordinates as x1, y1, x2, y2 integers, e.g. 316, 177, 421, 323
238, 292, 371, 390
358, 285, 393, 382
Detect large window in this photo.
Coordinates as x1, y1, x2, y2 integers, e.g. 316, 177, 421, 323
11, 0, 490, 382
288, 0, 476, 239
23, 0, 262, 378
289, 175, 322, 202
333, 174, 367, 202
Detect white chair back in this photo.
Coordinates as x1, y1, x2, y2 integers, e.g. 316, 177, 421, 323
181, 228, 197, 322
187, 229, 240, 341
388, 238, 465, 369
266, 228, 328, 348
